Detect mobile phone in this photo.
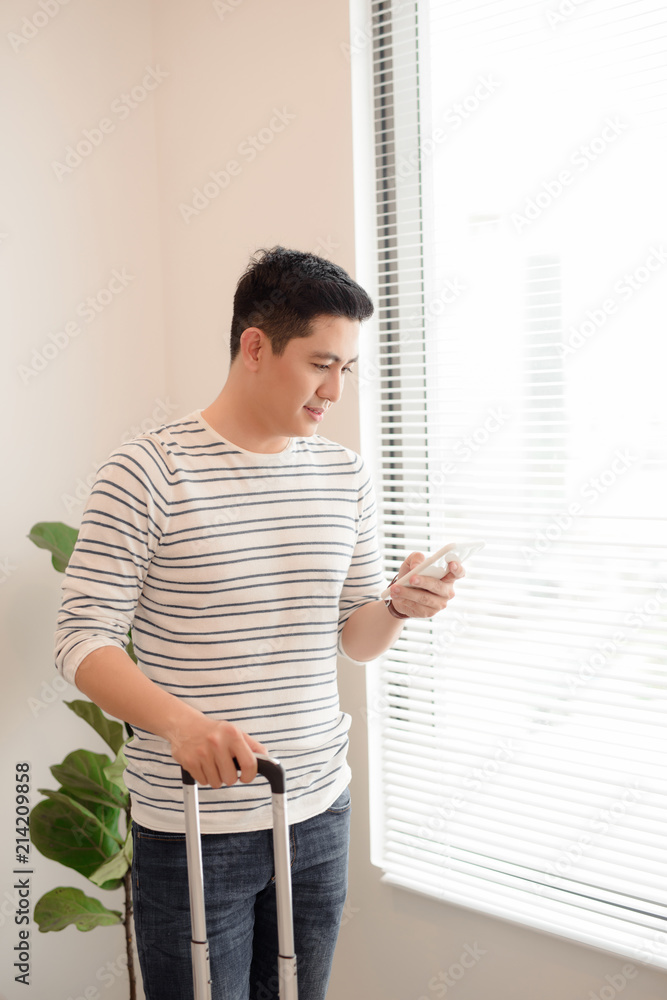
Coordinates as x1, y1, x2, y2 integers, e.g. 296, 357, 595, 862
380, 540, 485, 599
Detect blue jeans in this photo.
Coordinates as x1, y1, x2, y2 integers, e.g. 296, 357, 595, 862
131, 787, 351, 1000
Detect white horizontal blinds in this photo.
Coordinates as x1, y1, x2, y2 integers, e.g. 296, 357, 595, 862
372, 0, 430, 558
369, 0, 667, 970
369, 0, 440, 876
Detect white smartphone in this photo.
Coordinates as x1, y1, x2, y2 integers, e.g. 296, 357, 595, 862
380, 540, 485, 599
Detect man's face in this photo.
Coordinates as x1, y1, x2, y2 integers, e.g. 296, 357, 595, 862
253, 314, 360, 438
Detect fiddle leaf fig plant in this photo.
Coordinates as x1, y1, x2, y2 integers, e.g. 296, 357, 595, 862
28, 521, 138, 999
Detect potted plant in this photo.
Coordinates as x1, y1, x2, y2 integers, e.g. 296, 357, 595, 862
28, 522, 137, 1000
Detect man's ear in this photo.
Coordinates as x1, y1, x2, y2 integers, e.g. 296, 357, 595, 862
238, 327, 268, 371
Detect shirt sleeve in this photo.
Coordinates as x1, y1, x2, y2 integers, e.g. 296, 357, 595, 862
54, 436, 171, 686
336, 455, 388, 664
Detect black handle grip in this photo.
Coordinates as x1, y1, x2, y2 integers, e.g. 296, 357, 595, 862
181, 753, 285, 794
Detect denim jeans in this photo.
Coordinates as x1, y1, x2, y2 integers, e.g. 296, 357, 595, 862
131, 786, 351, 1000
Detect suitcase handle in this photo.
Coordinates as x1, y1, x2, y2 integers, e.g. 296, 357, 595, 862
180, 752, 285, 793
180, 752, 298, 1000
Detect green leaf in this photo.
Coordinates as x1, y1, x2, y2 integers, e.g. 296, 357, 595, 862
64, 700, 125, 754
34, 887, 122, 932
28, 522, 78, 572
50, 749, 127, 809
89, 824, 133, 887
30, 790, 124, 888
126, 630, 137, 664
104, 745, 129, 796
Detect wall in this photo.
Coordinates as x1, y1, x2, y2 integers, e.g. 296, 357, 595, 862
0, 1, 358, 998
1, 1, 664, 999
150, 0, 362, 412
1, 2, 166, 997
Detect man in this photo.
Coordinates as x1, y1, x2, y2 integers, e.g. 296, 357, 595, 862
55, 246, 463, 1000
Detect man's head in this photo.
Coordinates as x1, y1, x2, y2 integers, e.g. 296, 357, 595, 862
230, 246, 374, 362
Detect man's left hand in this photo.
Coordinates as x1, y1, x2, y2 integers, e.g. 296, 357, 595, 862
389, 551, 465, 618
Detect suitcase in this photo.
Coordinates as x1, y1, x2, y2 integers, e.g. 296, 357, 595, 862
181, 754, 298, 1000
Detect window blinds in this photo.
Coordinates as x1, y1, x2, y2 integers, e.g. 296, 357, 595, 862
362, 0, 667, 969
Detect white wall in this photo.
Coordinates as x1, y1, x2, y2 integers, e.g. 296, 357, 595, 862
1, 2, 166, 997
1, 1, 665, 999
1, 1, 358, 998
150, 0, 363, 414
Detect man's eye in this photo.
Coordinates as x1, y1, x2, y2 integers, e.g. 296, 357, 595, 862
313, 363, 353, 373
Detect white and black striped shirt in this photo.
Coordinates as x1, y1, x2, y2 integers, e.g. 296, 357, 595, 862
55, 410, 386, 832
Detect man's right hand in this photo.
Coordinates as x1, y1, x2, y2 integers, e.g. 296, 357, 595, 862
168, 715, 268, 789
74, 646, 268, 789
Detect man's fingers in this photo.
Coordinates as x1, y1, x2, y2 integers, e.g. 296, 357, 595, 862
445, 561, 466, 579
233, 742, 258, 784
249, 736, 268, 755
408, 552, 425, 575
392, 569, 460, 616
188, 755, 222, 789
173, 722, 268, 787
219, 758, 244, 787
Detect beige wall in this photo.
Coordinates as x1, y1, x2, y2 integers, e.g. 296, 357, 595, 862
1, 1, 665, 998
2, 3, 166, 997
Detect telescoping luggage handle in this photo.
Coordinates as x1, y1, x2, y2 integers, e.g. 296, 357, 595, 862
181, 753, 298, 1000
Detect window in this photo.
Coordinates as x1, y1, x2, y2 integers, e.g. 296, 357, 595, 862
355, 0, 667, 968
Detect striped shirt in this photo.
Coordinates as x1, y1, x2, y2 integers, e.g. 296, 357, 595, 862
55, 410, 386, 833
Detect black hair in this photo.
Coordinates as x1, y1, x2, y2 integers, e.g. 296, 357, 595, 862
229, 246, 374, 361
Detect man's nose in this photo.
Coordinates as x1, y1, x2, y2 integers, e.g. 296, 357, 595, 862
319, 371, 343, 405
